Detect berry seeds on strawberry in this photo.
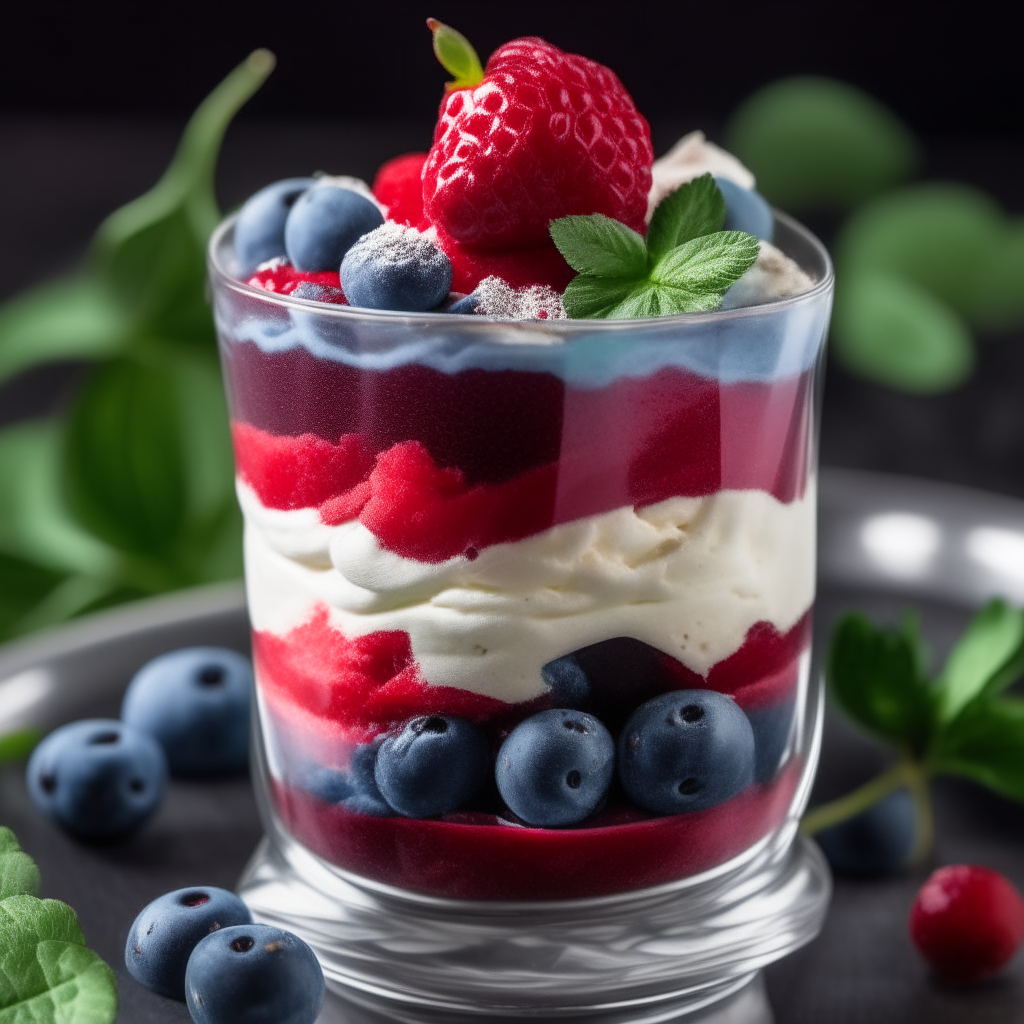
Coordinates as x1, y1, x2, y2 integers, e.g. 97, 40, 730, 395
419, 20, 654, 292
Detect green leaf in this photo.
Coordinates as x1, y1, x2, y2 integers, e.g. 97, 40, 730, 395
976, 221, 1024, 328
937, 599, 1024, 723
63, 358, 187, 558
0, 895, 117, 1024
0, 829, 40, 900
652, 231, 760, 294
427, 19, 485, 90
0, 279, 128, 385
827, 612, 936, 752
837, 184, 1011, 324
0, 421, 118, 579
931, 697, 1024, 801
549, 215, 648, 278
562, 276, 647, 319
832, 273, 974, 393
0, 553, 66, 641
93, 50, 275, 347
727, 76, 919, 210
646, 173, 727, 263
0, 731, 42, 764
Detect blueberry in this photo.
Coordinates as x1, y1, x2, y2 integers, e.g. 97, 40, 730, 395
284, 185, 383, 272
540, 654, 592, 711
121, 647, 252, 778
495, 709, 614, 827
185, 923, 324, 1024
125, 886, 252, 1000
714, 176, 774, 242
234, 178, 315, 275
816, 789, 916, 877
26, 719, 166, 839
618, 690, 755, 815
343, 741, 393, 817
746, 697, 796, 783
341, 223, 453, 312
374, 716, 488, 818
443, 291, 480, 314
296, 763, 354, 804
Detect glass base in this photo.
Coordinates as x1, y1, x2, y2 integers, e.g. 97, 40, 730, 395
238, 808, 830, 1023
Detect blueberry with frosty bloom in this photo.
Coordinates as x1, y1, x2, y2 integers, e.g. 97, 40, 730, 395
341, 224, 453, 312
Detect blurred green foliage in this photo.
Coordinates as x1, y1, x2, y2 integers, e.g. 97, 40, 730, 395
728, 76, 920, 210
0, 51, 274, 643
728, 77, 1024, 393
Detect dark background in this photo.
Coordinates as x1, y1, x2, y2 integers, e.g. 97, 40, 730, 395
3, 2, 1023, 501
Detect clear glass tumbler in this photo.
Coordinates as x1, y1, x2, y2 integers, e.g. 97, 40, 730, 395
209, 213, 834, 1023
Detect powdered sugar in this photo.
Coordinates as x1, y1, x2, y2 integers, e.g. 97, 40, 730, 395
350, 222, 443, 267
473, 276, 567, 321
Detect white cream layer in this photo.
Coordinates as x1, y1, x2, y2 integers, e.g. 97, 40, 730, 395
241, 481, 816, 705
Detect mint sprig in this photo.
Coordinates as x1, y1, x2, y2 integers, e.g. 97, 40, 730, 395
802, 599, 1024, 859
549, 173, 760, 319
0, 827, 117, 1022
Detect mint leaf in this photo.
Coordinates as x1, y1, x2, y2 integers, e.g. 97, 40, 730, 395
832, 272, 974, 394
64, 359, 187, 560
652, 231, 760, 294
94, 49, 274, 348
549, 215, 648, 278
727, 76, 918, 210
0, 829, 40, 900
931, 697, 1024, 801
937, 599, 1024, 723
827, 612, 935, 752
0, 278, 128, 386
0, 730, 41, 764
646, 173, 726, 263
0, 895, 117, 1024
562, 277, 645, 319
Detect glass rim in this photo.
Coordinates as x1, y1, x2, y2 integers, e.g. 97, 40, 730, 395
207, 208, 834, 331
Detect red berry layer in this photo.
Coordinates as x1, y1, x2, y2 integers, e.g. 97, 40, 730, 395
227, 346, 812, 564
372, 152, 428, 227
273, 760, 800, 900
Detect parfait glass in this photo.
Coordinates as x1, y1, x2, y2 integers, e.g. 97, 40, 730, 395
209, 212, 834, 1023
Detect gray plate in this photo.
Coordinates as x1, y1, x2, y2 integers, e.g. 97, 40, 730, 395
2, 468, 1023, 1024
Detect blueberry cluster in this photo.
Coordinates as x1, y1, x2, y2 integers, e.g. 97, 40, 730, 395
312, 642, 790, 829
26, 647, 253, 840
234, 178, 460, 314
125, 886, 324, 1023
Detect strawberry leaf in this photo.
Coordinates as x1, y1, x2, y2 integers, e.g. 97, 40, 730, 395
427, 19, 485, 90
931, 697, 1024, 801
646, 173, 727, 263
651, 231, 760, 294
936, 598, 1024, 723
0, 895, 117, 1024
549, 215, 648, 279
0, 829, 40, 901
827, 612, 936, 752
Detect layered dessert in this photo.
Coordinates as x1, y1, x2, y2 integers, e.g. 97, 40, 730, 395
212, 23, 831, 900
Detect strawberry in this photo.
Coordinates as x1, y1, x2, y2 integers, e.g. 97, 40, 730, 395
421, 22, 653, 283
373, 153, 428, 227
247, 258, 345, 302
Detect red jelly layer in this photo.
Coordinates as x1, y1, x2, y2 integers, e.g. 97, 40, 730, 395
230, 363, 810, 563
253, 606, 810, 749
272, 761, 800, 900
225, 343, 810, 499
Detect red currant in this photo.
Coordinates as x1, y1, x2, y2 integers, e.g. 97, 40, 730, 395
909, 865, 1024, 984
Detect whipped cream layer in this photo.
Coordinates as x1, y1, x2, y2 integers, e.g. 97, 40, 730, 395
243, 480, 816, 705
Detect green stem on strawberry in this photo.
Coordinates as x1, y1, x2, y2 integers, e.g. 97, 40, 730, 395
427, 18, 484, 90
